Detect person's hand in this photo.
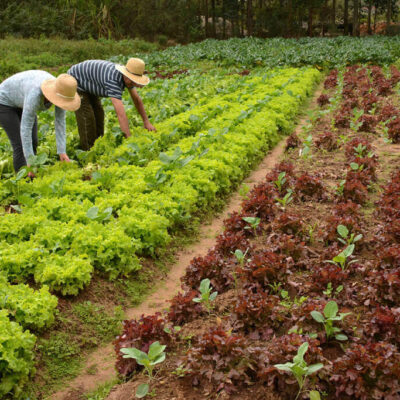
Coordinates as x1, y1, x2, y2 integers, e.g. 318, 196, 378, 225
28, 171, 35, 179
144, 121, 156, 132
59, 153, 70, 162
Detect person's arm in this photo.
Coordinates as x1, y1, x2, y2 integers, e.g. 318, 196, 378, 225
128, 87, 156, 131
21, 90, 41, 162
54, 106, 70, 162
111, 97, 132, 137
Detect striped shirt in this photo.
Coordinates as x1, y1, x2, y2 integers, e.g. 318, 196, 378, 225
0, 70, 66, 159
68, 60, 125, 100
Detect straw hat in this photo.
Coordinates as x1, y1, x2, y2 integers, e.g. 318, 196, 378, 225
115, 58, 150, 86
41, 74, 81, 111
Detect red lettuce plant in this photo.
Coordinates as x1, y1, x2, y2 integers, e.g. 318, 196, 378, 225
239, 249, 288, 286
185, 328, 253, 393
295, 173, 326, 201
361, 91, 379, 113
330, 342, 400, 399
314, 131, 339, 151
324, 70, 338, 89
286, 132, 301, 150
114, 313, 171, 376
168, 290, 204, 325
317, 93, 330, 107
182, 250, 232, 293
390, 65, 400, 86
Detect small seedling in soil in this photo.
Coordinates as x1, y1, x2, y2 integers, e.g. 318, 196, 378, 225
193, 278, 218, 313
268, 282, 282, 294
233, 248, 249, 289
350, 162, 364, 172
323, 283, 344, 297
275, 189, 294, 208
299, 135, 313, 159
307, 222, 318, 244
172, 363, 189, 378
163, 326, 181, 334
233, 248, 249, 266
337, 225, 362, 246
350, 109, 364, 132
336, 179, 346, 197
311, 301, 350, 341
120, 341, 166, 398
353, 144, 367, 158
274, 171, 287, 192
242, 216, 261, 235
274, 342, 323, 400
326, 244, 358, 270
280, 290, 307, 309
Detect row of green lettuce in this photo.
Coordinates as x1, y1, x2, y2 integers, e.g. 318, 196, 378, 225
0, 67, 320, 398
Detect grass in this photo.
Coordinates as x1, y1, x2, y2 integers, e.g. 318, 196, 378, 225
85, 380, 119, 400
0, 37, 159, 81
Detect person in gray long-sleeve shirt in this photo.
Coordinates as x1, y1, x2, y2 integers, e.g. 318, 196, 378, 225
0, 70, 80, 172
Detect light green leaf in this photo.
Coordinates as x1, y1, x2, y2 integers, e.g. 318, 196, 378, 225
335, 333, 348, 341
337, 224, 348, 238
148, 341, 166, 360
136, 383, 149, 398
274, 363, 294, 372
306, 363, 324, 375
121, 347, 147, 362
311, 311, 325, 323
310, 390, 321, 400
324, 301, 338, 319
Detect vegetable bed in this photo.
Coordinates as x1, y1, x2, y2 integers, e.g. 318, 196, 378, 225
0, 66, 320, 397
112, 65, 400, 400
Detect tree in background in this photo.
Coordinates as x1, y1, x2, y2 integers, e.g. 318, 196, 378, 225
0, 0, 398, 41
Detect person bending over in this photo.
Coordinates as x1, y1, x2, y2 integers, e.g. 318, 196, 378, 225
0, 71, 80, 172
68, 58, 155, 150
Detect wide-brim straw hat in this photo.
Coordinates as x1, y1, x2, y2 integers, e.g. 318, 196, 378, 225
41, 74, 81, 111
115, 58, 150, 86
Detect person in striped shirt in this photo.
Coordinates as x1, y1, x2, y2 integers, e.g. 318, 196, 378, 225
68, 58, 155, 150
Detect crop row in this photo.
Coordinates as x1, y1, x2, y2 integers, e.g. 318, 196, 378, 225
144, 36, 400, 70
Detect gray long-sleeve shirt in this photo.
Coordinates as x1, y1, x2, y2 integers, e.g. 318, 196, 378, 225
0, 70, 66, 160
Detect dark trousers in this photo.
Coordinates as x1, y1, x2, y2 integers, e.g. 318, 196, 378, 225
75, 90, 104, 151
0, 104, 37, 171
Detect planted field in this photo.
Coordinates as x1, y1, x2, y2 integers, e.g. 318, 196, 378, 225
0, 65, 320, 398
111, 66, 400, 399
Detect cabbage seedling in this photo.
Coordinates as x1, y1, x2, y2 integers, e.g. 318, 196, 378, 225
274, 171, 286, 192
242, 216, 260, 235
193, 278, 218, 313
337, 225, 362, 246
275, 189, 293, 208
120, 341, 166, 398
311, 301, 351, 341
274, 342, 323, 400
326, 244, 358, 270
